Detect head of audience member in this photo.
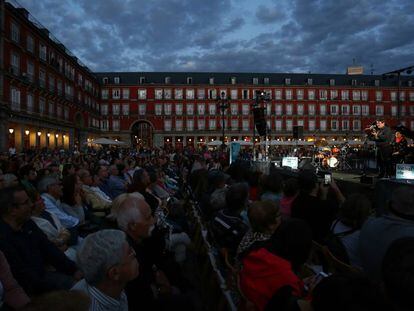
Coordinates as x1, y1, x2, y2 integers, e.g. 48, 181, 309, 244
76, 229, 139, 295
208, 170, 228, 191
339, 194, 372, 229
282, 178, 299, 198
0, 186, 33, 228
37, 176, 63, 200
3, 173, 19, 188
298, 170, 318, 195
248, 200, 282, 235
18, 164, 37, 182
210, 187, 228, 211
268, 218, 312, 271
109, 192, 144, 220
382, 237, 414, 311
225, 182, 249, 213
389, 186, 414, 219
48, 162, 60, 175
61, 174, 81, 206
77, 169, 93, 186
62, 163, 76, 178
312, 273, 389, 311
130, 168, 150, 192
97, 165, 109, 181
116, 195, 155, 243
31, 192, 46, 217
109, 165, 119, 177
261, 172, 284, 195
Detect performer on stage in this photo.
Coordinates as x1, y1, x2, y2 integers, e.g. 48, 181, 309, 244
391, 131, 408, 164
368, 119, 394, 178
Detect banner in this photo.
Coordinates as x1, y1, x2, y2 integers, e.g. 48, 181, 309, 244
230, 142, 241, 164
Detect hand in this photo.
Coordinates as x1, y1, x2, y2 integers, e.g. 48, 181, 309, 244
58, 229, 71, 243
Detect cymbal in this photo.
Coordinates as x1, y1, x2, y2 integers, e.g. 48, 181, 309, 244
315, 140, 329, 147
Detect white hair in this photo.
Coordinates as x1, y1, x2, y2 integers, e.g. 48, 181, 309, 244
116, 196, 147, 231
37, 176, 58, 194
76, 229, 126, 286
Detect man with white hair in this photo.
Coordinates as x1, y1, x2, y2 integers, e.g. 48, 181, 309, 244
72, 229, 139, 311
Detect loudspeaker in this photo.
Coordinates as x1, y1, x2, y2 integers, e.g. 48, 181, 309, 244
293, 126, 304, 139
253, 107, 267, 136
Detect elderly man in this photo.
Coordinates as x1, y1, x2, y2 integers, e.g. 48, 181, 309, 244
0, 186, 80, 295
73, 229, 139, 311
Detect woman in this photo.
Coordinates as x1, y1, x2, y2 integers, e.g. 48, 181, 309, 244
392, 131, 408, 164
61, 174, 86, 224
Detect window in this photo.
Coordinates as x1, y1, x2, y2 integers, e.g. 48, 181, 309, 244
308, 90, 315, 100
241, 119, 249, 131
353, 120, 361, 131
209, 119, 216, 129
351, 79, 357, 86
320, 120, 327, 131
308, 104, 315, 116
219, 89, 227, 99
208, 89, 217, 99
275, 89, 282, 100
139, 76, 145, 84
175, 104, 183, 115
410, 106, 414, 116
175, 119, 183, 131
329, 79, 335, 86
400, 106, 406, 116
39, 43, 47, 61
186, 89, 194, 100
209, 77, 214, 85
103, 77, 109, 84
101, 120, 109, 131
275, 104, 282, 115
138, 89, 147, 100
341, 105, 349, 115
39, 97, 45, 114
285, 89, 293, 100
309, 120, 315, 131
155, 89, 163, 99
375, 80, 380, 87
264, 77, 270, 85
101, 89, 109, 99
186, 119, 194, 130
352, 90, 360, 101
48, 102, 54, 116
187, 104, 194, 115
361, 90, 368, 101
165, 77, 171, 84
11, 22, 19, 42
331, 120, 338, 131
64, 107, 69, 120
296, 89, 304, 100
319, 90, 327, 100
275, 120, 282, 131
230, 89, 238, 100
341, 90, 349, 100
164, 103, 172, 115
197, 103, 205, 115
164, 89, 172, 99
286, 120, 293, 131
137, 104, 145, 116
122, 104, 129, 115
391, 92, 397, 101
27, 60, 34, 82
114, 77, 120, 84
410, 92, 414, 101
11, 52, 20, 74
112, 119, 120, 131
285, 78, 291, 85
209, 103, 216, 115
352, 105, 361, 115
375, 105, 384, 116
297, 104, 304, 115
342, 120, 349, 131
375, 91, 382, 101
122, 88, 130, 99
242, 104, 249, 116
400, 91, 406, 101
231, 77, 237, 85
253, 77, 259, 85
330, 105, 338, 115
231, 103, 238, 115
266, 103, 272, 115
27, 35, 34, 52
330, 90, 338, 100
101, 104, 108, 115
26, 93, 33, 113
391, 106, 398, 116
286, 104, 293, 115
57, 105, 62, 118
112, 104, 120, 115
198, 119, 205, 130
297, 119, 304, 127
164, 119, 172, 131
155, 104, 162, 115
362, 105, 369, 116
197, 89, 205, 99
11, 87, 21, 110
112, 89, 120, 99
264, 89, 272, 99
175, 89, 183, 99
320, 104, 326, 115
231, 119, 239, 130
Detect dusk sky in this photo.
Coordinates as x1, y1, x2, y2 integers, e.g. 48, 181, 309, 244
17, 0, 414, 74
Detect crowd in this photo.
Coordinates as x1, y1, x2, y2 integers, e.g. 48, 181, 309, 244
0, 145, 412, 311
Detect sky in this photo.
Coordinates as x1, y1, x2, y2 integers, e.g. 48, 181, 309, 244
16, 0, 414, 74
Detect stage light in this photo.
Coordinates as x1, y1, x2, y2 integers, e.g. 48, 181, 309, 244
8, 128, 14, 134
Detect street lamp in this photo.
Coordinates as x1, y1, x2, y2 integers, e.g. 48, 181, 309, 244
217, 91, 229, 150
252, 90, 271, 160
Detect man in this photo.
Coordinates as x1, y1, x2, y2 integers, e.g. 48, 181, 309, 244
129, 169, 160, 212
369, 119, 394, 178
73, 229, 139, 311
78, 169, 112, 215
96, 165, 112, 198
360, 186, 414, 280
107, 164, 127, 199
18, 164, 37, 198
38, 176, 79, 229
0, 186, 80, 294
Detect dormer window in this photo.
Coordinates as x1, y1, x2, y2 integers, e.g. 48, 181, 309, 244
307, 78, 313, 85
351, 79, 357, 86
103, 77, 109, 84
139, 76, 146, 84
209, 77, 214, 85
375, 79, 380, 87
165, 76, 171, 84
264, 77, 270, 85
231, 77, 237, 85
187, 77, 193, 84
114, 77, 120, 84
285, 78, 291, 85
329, 79, 335, 86
253, 77, 259, 85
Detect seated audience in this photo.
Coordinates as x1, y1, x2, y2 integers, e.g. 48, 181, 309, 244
279, 178, 299, 218
96, 165, 112, 198
61, 174, 86, 224
18, 164, 37, 198
73, 229, 138, 310
260, 172, 284, 204
360, 186, 414, 280
129, 168, 160, 212
107, 164, 127, 199
78, 169, 112, 215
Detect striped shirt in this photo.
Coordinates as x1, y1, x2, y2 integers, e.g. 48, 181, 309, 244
72, 279, 128, 311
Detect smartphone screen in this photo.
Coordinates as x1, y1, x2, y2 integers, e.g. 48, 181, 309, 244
324, 174, 332, 185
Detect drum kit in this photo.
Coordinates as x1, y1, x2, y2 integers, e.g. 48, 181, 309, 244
313, 140, 352, 170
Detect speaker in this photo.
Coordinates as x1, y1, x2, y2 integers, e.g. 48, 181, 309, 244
253, 107, 267, 136
293, 126, 304, 139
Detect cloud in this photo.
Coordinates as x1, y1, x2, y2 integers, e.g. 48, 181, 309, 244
256, 5, 286, 24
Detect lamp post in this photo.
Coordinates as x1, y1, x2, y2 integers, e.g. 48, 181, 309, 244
252, 90, 271, 161
217, 91, 229, 150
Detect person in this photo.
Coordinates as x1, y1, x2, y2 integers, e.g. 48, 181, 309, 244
95, 165, 112, 198
279, 178, 299, 218
62, 163, 76, 178
260, 172, 284, 204
129, 168, 160, 212
72, 229, 139, 311
359, 186, 414, 280
391, 130, 408, 165
18, 164, 37, 198
0, 186, 80, 294
382, 237, 414, 311
61, 174, 86, 224
368, 119, 394, 178
107, 164, 127, 199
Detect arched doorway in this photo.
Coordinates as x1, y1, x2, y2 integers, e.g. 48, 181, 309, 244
131, 121, 153, 148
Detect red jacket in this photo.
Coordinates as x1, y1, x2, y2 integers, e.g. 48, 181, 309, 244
240, 248, 304, 311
